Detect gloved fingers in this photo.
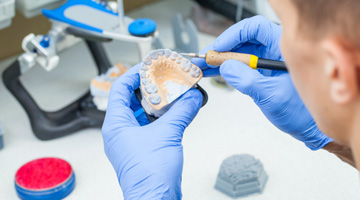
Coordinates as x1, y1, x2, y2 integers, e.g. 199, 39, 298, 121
129, 90, 142, 111
155, 89, 203, 133
307, 136, 333, 151
219, 41, 285, 77
302, 126, 334, 151
130, 93, 150, 126
191, 44, 218, 71
214, 15, 281, 52
220, 59, 267, 100
257, 69, 286, 77
202, 68, 220, 77
231, 42, 274, 61
103, 64, 142, 133
229, 43, 282, 65
233, 42, 283, 62
135, 111, 150, 126
232, 42, 262, 55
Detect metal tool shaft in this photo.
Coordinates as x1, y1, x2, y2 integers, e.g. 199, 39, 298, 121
117, 0, 125, 32
180, 53, 206, 59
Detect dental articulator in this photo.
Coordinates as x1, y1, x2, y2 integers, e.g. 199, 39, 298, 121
2, 0, 206, 139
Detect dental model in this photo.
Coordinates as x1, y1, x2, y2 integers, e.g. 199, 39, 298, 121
215, 154, 268, 198
90, 63, 128, 111
140, 49, 203, 117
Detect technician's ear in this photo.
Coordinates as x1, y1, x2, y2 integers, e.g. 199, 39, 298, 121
321, 37, 360, 105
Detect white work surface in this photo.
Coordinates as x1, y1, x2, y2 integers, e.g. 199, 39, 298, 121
1, 0, 360, 199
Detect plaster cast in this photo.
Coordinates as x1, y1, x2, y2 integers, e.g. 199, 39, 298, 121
139, 49, 202, 116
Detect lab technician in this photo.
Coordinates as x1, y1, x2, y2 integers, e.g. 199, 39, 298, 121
102, 0, 359, 199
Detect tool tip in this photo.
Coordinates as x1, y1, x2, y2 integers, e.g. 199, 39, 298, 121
180, 53, 205, 59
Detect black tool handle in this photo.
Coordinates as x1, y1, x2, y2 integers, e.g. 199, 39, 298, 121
257, 59, 287, 71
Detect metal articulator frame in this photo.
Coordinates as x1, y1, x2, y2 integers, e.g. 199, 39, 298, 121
2, 39, 111, 140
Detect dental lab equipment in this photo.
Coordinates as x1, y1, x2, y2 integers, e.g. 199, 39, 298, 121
181, 50, 287, 71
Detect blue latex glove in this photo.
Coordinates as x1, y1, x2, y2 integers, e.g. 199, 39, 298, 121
193, 16, 333, 150
102, 64, 203, 199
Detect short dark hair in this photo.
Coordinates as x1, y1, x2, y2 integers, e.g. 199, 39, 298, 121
291, 0, 360, 46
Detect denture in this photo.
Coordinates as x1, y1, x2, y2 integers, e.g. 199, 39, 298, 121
139, 49, 203, 116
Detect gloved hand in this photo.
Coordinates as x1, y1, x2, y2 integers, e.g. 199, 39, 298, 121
193, 16, 333, 150
102, 64, 203, 199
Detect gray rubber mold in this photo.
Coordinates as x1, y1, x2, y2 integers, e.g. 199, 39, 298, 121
215, 154, 268, 198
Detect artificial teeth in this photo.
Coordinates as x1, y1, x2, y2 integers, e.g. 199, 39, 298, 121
170, 52, 178, 60
143, 56, 152, 65
139, 49, 203, 111
182, 62, 191, 72
181, 59, 188, 69
149, 50, 158, 60
157, 49, 165, 56
140, 63, 148, 71
149, 93, 161, 105
164, 49, 172, 58
142, 78, 151, 85
140, 70, 148, 78
176, 56, 183, 64
181, 60, 191, 71
190, 70, 200, 78
145, 83, 158, 93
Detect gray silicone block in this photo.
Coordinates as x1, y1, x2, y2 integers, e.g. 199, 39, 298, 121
0, 125, 3, 150
215, 154, 268, 198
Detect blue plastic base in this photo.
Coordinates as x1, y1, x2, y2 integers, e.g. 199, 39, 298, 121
42, 0, 116, 33
15, 172, 76, 200
128, 18, 157, 36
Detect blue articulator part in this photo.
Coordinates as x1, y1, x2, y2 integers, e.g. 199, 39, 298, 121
42, 0, 118, 33
128, 18, 157, 37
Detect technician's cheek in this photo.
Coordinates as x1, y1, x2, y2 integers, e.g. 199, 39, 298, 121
279, 35, 295, 73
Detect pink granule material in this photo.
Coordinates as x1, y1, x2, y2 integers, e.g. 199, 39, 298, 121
15, 158, 72, 190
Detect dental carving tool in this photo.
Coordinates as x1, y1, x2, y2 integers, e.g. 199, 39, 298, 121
180, 50, 287, 71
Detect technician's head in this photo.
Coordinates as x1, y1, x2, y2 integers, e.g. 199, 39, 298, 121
269, 0, 360, 145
